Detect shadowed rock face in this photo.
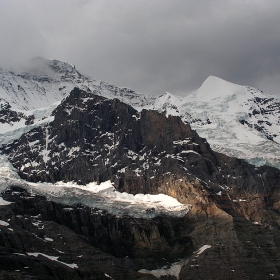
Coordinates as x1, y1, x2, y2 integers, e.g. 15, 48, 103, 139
2, 88, 213, 191
5, 187, 193, 262
1, 88, 280, 279
2, 186, 280, 280
0, 187, 153, 280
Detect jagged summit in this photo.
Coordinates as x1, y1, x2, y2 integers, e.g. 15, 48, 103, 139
0, 58, 98, 111
152, 91, 184, 116
28, 56, 69, 71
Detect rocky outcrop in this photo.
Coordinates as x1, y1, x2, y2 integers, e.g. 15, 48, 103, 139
244, 94, 280, 142
2, 89, 280, 224
0, 98, 32, 125
1, 88, 215, 191
2, 184, 280, 279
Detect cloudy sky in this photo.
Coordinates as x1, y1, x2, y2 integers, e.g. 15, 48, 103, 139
1, 0, 280, 97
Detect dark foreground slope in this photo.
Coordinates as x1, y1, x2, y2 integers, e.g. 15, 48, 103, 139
1, 88, 280, 279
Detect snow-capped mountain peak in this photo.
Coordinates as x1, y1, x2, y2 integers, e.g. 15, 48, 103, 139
183, 76, 280, 168
24, 56, 72, 74
193, 75, 248, 101
0, 57, 156, 112
0, 57, 98, 111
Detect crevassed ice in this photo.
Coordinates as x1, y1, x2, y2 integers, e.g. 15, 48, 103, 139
0, 156, 190, 218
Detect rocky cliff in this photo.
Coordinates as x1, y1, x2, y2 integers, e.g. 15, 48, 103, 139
1, 88, 280, 279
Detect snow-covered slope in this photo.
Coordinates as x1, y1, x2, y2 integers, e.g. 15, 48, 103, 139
0, 57, 155, 145
147, 92, 192, 123
0, 57, 154, 111
182, 76, 280, 168
139, 76, 280, 168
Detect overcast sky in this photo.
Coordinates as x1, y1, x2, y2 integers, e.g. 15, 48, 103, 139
1, 0, 280, 97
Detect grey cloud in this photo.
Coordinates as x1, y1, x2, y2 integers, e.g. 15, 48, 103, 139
0, 0, 280, 97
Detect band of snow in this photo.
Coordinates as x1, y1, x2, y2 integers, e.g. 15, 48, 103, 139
0, 155, 191, 219
0, 197, 12, 206
0, 220, 9, 226
27, 252, 78, 269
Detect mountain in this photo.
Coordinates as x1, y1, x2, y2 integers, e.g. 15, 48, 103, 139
183, 76, 280, 169
0, 58, 279, 169
0, 59, 280, 279
0, 57, 155, 112
0, 57, 156, 147
148, 76, 280, 169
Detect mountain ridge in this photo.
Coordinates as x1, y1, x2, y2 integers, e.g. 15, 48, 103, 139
0, 58, 279, 169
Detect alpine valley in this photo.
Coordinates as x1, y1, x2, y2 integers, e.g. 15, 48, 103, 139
0, 57, 280, 280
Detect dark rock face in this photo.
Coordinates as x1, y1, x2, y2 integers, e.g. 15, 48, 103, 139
1, 88, 280, 279
0, 186, 191, 279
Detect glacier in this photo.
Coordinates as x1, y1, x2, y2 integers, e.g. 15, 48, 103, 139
0, 156, 190, 219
